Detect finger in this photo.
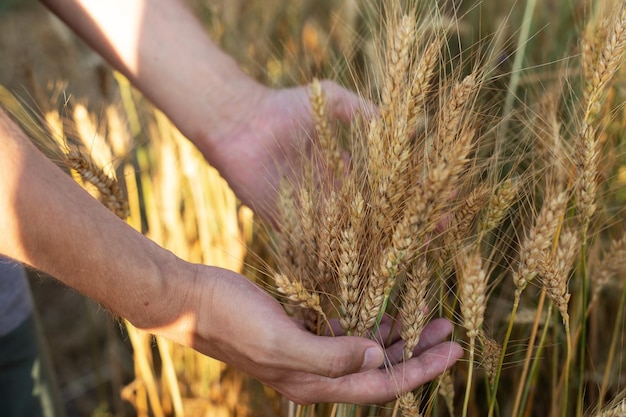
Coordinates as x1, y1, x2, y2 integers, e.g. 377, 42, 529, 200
279, 331, 385, 378
306, 341, 463, 405
320, 80, 376, 123
383, 318, 455, 365
371, 314, 401, 347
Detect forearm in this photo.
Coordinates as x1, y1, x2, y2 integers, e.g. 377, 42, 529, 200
40, 0, 264, 155
0, 110, 190, 332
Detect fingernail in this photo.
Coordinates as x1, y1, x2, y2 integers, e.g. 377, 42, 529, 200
360, 347, 384, 371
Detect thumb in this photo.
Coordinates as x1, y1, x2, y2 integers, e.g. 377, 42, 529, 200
283, 332, 385, 378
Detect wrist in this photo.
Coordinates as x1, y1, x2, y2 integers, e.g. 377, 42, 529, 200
130, 253, 199, 339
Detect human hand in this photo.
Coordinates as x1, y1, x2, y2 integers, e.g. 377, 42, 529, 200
149, 263, 462, 405
199, 80, 368, 224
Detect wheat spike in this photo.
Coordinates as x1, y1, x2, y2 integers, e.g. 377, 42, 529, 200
479, 178, 520, 233
338, 190, 365, 333
400, 259, 430, 359
431, 73, 478, 164
597, 398, 626, 417
513, 190, 568, 293
539, 229, 578, 322
317, 190, 341, 293
275, 274, 324, 316
593, 233, 626, 302
459, 252, 487, 339
585, 5, 626, 107
575, 121, 600, 229
380, 13, 416, 127
479, 334, 501, 386
67, 149, 129, 219
407, 38, 441, 130
309, 79, 343, 177
398, 391, 422, 417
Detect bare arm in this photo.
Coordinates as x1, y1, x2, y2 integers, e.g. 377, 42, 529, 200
40, 0, 365, 221
0, 110, 461, 404
6, 0, 463, 403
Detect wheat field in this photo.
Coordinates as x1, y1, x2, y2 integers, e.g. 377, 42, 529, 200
3, 0, 626, 416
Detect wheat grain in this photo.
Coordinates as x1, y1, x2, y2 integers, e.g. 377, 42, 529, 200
275, 274, 325, 318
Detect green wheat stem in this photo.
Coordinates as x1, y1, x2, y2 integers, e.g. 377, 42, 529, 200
498, 0, 537, 152
517, 303, 554, 417
598, 280, 626, 408
462, 337, 477, 417
577, 233, 589, 417
488, 291, 521, 417
562, 317, 572, 417
512, 288, 547, 417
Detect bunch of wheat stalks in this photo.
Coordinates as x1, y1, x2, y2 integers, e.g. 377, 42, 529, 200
270, 1, 626, 416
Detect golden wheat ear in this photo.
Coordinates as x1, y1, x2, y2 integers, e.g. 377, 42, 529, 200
66, 149, 129, 220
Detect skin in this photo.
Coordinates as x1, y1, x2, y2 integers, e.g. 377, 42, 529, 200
0, 0, 463, 405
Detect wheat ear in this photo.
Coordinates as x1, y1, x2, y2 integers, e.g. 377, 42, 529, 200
592, 233, 626, 304
400, 259, 430, 359
275, 274, 327, 332
67, 149, 129, 219
309, 78, 343, 177
398, 391, 422, 417
513, 190, 568, 294
338, 190, 365, 334
479, 178, 520, 234
539, 229, 578, 322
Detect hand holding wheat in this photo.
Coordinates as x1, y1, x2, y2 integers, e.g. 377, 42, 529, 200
203, 81, 370, 225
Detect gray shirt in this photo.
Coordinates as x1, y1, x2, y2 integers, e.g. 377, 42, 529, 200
0, 256, 33, 336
